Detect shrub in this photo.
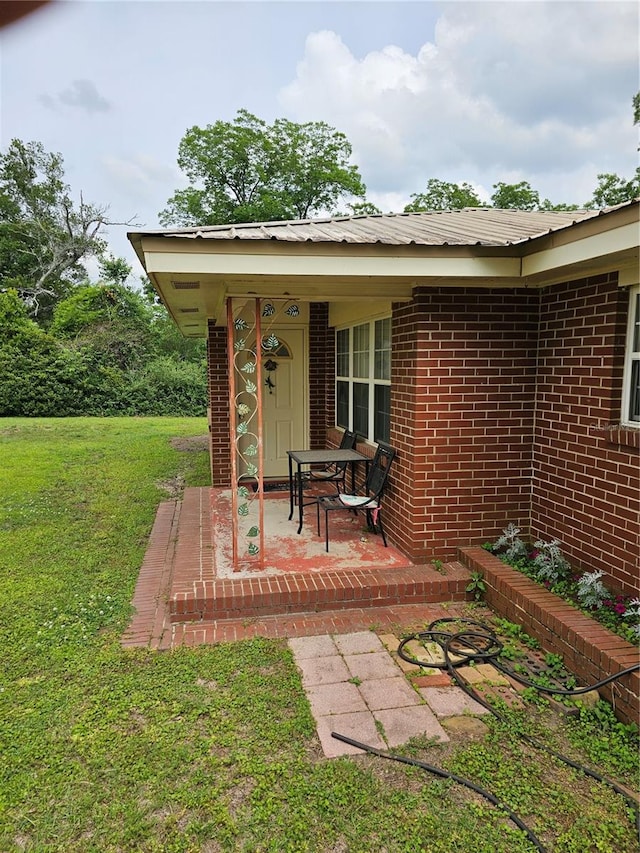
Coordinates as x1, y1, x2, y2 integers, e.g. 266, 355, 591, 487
122, 356, 207, 416
531, 539, 571, 584
576, 571, 609, 610
493, 523, 529, 562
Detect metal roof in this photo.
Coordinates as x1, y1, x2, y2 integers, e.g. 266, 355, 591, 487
137, 206, 621, 248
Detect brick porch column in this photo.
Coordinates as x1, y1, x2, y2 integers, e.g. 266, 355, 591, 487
207, 320, 231, 487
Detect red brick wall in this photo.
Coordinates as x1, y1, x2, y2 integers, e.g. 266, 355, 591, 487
206, 321, 231, 487
531, 273, 640, 596
206, 280, 638, 598
309, 303, 332, 448
386, 288, 539, 564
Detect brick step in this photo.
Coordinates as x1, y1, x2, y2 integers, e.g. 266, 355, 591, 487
169, 561, 471, 623
168, 600, 472, 648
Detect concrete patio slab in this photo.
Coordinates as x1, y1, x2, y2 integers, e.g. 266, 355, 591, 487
333, 631, 385, 655
297, 654, 351, 686
344, 651, 402, 681
419, 686, 490, 718
374, 705, 450, 747
123, 488, 471, 647
307, 682, 369, 716
358, 677, 422, 711
315, 712, 386, 757
288, 634, 338, 659
287, 629, 495, 757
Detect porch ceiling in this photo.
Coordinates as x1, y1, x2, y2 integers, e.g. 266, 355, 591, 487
134, 241, 528, 336
128, 201, 639, 338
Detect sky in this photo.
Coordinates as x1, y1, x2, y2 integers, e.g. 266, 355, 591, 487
1, 0, 638, 283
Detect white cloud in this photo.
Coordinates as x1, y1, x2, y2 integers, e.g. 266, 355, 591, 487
280, 2, 639, 207
2, 0, 637, 279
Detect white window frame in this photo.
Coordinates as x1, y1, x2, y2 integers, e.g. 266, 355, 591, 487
621, 283, 640, 426
336, 316, 391, 443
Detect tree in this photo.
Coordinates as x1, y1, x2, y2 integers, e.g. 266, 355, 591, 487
160, 109, 366, 226
51, 282, 154, 371
347, 201, 383, 216
0, 288, 87, 416
0, 139, 135, 318
404, 179, 482, 212
99, 255, 132, 286
539, 199, 580, 212
490, 181, 540, 210
586, 169, 640, 209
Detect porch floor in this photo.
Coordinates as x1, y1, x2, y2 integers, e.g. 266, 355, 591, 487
122, 487, 472, 650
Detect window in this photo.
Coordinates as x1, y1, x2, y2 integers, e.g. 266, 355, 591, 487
336, 317, 391, 442
622, 284, 640, 425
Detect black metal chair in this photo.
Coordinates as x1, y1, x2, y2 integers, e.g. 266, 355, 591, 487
302, 429, 357, 494
316, 441, 396, 552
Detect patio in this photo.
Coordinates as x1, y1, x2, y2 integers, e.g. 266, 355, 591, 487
122, 485, 639, 727
122, 486, 471, 650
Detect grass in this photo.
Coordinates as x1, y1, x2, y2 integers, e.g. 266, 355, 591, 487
1, 417, 638, 852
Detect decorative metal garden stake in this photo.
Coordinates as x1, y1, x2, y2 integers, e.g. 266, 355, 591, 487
227, 297, 265, 570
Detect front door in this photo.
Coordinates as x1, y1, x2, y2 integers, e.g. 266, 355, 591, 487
261, 327, 307, 477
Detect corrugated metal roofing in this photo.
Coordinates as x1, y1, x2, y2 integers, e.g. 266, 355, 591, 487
142, 206, 622, 248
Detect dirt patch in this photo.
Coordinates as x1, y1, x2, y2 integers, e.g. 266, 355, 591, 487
170, 435, 209, 452
157, 475, 185, 499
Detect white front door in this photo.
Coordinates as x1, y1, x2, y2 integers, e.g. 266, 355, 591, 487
261, 327, 307, 477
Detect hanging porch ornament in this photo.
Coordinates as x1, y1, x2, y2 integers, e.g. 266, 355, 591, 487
264, 358, 277, 394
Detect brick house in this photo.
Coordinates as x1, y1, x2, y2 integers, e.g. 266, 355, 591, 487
128, 201, 639, 597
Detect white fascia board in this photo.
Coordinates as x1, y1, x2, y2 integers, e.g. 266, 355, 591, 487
143, 250, 520, 280
521, 222, 639, 278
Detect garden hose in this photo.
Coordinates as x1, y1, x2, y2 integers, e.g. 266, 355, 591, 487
331, 731, 548, 853
398, 617, 640, 694
333, 618, 639, 850
397, 618, 640, 838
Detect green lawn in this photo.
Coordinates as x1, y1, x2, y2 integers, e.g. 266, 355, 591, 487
0, 418, 637, 852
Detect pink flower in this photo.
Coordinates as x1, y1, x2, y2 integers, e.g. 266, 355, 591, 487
614, 603, 626, 615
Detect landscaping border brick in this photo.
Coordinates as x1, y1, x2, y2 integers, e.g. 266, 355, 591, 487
459, 546, 639, 726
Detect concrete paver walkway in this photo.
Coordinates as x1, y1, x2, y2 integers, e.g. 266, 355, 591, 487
289, 630, 490, 757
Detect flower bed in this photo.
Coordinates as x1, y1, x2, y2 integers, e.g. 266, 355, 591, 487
458, 546, 640, 728
483, 524, 639, 644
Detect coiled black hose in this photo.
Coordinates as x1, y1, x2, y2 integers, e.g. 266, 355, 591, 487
422, 616, 640, 696
332, 617, 640, 852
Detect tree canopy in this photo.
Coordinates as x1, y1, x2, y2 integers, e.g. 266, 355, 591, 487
0, 139, 207, 416
159, 109, 366, 226
586, 169, 640, 209
2, 122, 639, 418
0, 140, 127, 318
404, 179, 482, 212
490, 180, 540, 210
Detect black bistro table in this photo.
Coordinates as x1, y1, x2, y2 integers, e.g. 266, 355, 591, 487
287, 448, 368, 534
